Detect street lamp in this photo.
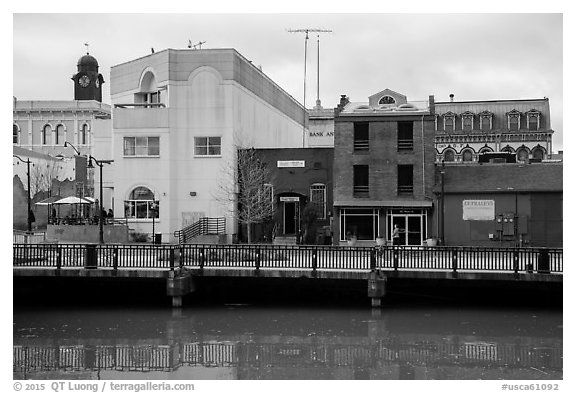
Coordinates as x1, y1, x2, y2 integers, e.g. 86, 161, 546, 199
13, 155, 32, 232
150, 199, 159, 244
86, 156, 113, 244
63, 141, 81, 155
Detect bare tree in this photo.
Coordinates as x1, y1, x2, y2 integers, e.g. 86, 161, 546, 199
29, 160, 63, 198
215, 142, 275, 244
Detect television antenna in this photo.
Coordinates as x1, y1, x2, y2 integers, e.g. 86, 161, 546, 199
188, 40, 206, 50
287, 28, 332, 146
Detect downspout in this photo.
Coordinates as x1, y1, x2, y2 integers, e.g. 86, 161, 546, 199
421, 115, 425, 195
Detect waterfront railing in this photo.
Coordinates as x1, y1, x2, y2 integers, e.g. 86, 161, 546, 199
13, 244, 563, 274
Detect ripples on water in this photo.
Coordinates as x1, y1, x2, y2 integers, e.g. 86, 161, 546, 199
13, 304, 562, 380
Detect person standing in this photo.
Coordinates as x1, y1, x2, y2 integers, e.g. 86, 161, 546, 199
392, 224, 401, 246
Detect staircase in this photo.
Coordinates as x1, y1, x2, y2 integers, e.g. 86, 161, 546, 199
273, 236, 297, 246
174, 217, 226, 244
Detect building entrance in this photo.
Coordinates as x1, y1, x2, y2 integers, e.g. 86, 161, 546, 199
283, 201, 300, 235
387, 209, 427, 246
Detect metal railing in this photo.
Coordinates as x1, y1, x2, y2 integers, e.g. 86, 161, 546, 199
173, 217, 226, 244
13, 243, 563, 275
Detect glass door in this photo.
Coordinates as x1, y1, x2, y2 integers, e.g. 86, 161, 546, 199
388, 211, 427, 246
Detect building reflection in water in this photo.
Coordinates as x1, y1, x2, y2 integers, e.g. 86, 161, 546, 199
13, 306, 562, 380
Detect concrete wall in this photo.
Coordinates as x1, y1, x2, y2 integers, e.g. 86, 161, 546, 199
46, 224, 129, 243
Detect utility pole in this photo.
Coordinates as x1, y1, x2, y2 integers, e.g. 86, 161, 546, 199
287, 28, 332, 147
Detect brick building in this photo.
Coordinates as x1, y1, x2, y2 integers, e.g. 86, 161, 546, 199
249, 148, 334, 244
333, 89, 436, 245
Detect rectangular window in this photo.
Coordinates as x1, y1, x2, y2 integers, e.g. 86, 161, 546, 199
397, 121, 414, 151
194, 137, 222, 156
509, 116, 519, 131
339, 208, 379, 241
528, 117, 538, 131
353, 165, 369, 197
481, 117, 491, 131
353, 123, 369, 151
397, 165, 413, 194
123, 136, 160, 156
445, 117, 454, 131
463, 117, 473, 132
310, 184, 326, 219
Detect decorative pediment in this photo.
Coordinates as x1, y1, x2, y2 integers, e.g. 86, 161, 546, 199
525, 108, 541, 118
442, 111, 456, 118
505, 109, 521, 117
478, 110, 493, 118
460, 110, 475, 118
368, 89, 407, 107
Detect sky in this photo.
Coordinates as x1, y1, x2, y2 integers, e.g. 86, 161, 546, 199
12, 12, 564, 151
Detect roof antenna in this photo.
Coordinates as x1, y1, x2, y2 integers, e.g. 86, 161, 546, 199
189, 40, 206, 50
84, 42, 89, 55
151, 47, 155, 54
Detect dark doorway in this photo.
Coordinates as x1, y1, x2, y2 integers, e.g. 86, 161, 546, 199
283, 202, 299, 235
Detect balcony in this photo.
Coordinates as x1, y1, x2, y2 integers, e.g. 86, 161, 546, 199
113, 104, 169, 129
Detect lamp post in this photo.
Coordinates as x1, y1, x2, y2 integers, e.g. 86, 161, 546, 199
86, 156, 113, 244
150, 199, 159, 244
13, 155, 32, 232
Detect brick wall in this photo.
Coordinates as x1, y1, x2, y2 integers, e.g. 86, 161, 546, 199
334, 115, 436, 202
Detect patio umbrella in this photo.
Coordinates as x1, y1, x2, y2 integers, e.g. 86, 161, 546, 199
52, 196, 92, 205
35, 195, 63, 206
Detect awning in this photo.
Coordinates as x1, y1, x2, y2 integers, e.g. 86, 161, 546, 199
52, 196, 93, 205
334, 200, 433, 208
35, 196, 63, 206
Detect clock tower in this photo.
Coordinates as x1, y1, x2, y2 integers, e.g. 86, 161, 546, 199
72, 51, 104, 102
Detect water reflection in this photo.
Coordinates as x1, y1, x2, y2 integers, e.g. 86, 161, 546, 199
13, 306, 562, 380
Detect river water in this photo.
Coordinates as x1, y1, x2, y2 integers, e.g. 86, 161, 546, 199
13, 303, 562, 380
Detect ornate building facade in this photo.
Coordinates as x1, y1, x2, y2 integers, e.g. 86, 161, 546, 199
434, 96, 553, 163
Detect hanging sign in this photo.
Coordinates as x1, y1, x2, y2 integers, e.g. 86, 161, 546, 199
462, 200, 495, 221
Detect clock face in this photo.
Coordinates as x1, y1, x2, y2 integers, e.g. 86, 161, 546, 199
95, 79, 100, 88
79, 75, 90, 88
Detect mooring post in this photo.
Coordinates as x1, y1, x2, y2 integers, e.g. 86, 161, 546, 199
367, 271, 387, 308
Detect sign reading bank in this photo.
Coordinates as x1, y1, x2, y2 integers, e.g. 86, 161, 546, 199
462, 200, 495, 221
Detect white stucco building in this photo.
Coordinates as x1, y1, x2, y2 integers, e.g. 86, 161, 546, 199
110, 48, 307, 242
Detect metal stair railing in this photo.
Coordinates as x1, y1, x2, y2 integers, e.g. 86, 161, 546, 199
174, 217, 226, 244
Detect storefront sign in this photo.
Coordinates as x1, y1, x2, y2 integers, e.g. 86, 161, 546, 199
462, 200, 495, 221
280, 196, 300, 202
277, 161, 305, 168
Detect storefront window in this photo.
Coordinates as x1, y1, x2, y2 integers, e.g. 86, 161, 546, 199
340, 208, 378, 241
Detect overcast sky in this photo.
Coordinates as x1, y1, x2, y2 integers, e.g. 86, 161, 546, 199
12, 12, 563, 151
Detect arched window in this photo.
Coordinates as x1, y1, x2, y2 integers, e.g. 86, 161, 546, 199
41, 124, 51, 145
479, 111, 493, 131
461, 111, 474, 132
442, 112, 456, 132
532, 147, 545, 161
501, 145, 514, 153
124, 186, 158, 219
55, 124, 65, 145
517, 147, 529, 163
526, 109, 541, 131
310, 183, 326, 219
462, 149, 473, 162
479, 146, 493, 155
13, 124, 19, 144
378, 95, 396, 105
443, 149, 455, 162
80, 124, 89, 145
506, 109, 521, 131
